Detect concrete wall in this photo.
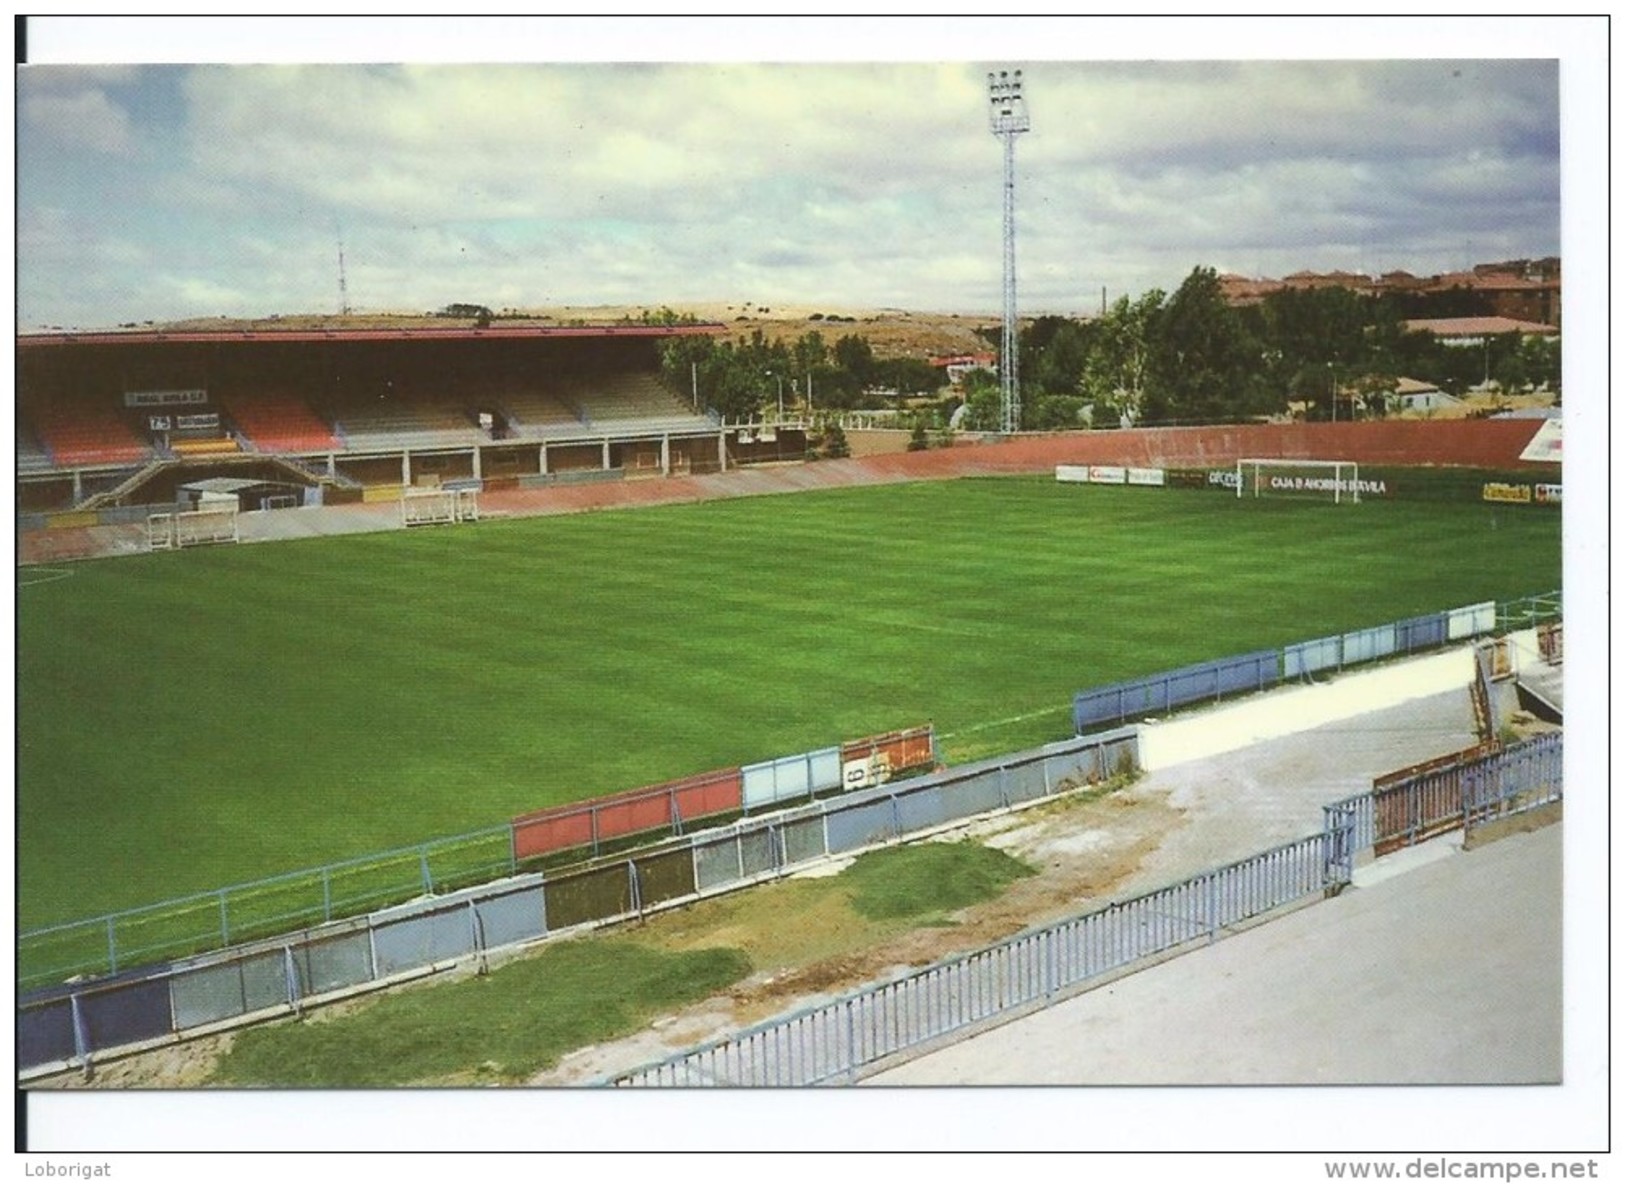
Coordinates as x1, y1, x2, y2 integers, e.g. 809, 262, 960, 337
1137, 645, 1478, 771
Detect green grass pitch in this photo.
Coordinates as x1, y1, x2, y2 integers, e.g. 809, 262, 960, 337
17, 475, 1560, 930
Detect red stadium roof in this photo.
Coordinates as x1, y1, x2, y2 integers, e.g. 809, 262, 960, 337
16, 323, 727, 348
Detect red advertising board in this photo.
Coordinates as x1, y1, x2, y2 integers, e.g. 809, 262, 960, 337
512, 767, 744, 861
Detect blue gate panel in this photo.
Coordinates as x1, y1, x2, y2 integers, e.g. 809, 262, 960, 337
694, 836, 743, 892
299, 932, 373, 995
1003, 762, 1049, 806
894, 785, 952, 834
825, 799, 897, 854
1396, 613, 1447, 652
172, 961, 250, 1030
372, 907, 475, 977
809, 747, 843, 793
1072, 688, 1119, 731
775, 757, 814, 802
739, 829, 777, 878
781, 817, 828, 867
1166, 663, 1220, 705
1285, 635, 1340, 678
1044, 746, 1103, 793
79, 977, 173, 1052
18, 1000, 76, 1070
474, 887, 547, 950
937, 772, 1005, 820
239, 950, 292, 1013
1100, 736, 1139, 778
1342, 624, 1396, 665
741, 763, 781, 811
1213, 650, 1278, 696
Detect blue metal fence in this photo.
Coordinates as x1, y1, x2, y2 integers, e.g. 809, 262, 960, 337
17, 727, 1138, 1077
613, 734, 1563, 1087
1083, 596, 1538, 733
1072, 649, 1278, 732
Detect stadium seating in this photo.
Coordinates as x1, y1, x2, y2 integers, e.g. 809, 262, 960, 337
224, 393, 342, 454
564, 371, 716, 435
324, 390, 483, 452
494, 385, 587, 439
28, 398, 153, 467
170, 437, 241, 456
16, 422, 55, 475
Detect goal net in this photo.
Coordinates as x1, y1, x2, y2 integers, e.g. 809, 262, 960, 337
172, 507, 241, 547
402, 488, 478, 526
402, 489, 457, 526
1236, 458, 1361, 504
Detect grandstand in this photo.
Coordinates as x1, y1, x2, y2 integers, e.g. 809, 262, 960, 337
223, 391, 343, 454
14, 322, 762, 515
25, 394, 154, 469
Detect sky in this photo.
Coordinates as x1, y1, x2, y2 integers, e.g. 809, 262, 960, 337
13, 17, 1596, 331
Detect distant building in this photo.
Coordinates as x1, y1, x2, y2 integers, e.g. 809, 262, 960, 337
1400, 316, 1560, 346
929, 353, 996, 385
1384, 376, 1463, 415
1217, 258, 1561, 326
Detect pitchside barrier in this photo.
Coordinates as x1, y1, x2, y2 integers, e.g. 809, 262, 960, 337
17, 727, 1131, 1078
612, 732, 1563, 1088
511, 725, 936, 862
1071, 594, 1556, 735
20, 724, 936, 992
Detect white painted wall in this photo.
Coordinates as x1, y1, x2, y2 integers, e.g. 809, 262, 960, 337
1136, 644, 1482, 771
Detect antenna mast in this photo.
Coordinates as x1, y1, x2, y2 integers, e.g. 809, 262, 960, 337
337, 236, 351, 317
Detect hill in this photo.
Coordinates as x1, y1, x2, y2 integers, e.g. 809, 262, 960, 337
153, 305, 1003, 361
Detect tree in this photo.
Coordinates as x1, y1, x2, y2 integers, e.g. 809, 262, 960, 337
1023, 318, 1094, 400
834, 334, 877, 388
1079, 290, 1162, 426
658, 338, 767, 420
791, 331, 829, 404
1027, 395, 1087, 430
957, 369, 1003, 432
880, 357, 944, 400
1145, 266, 1267, 423
907, 420, 931, 451
812, 421, 851, 459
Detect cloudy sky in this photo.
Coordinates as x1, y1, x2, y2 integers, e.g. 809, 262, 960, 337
15, 17, 1596, 331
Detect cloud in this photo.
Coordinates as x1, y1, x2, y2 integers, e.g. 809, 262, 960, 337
21, 84, 136, 156
13, 58, 1564, 328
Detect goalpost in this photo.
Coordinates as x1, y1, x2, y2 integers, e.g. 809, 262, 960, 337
1236, 458, 1362, 504
148, 507, 241, 550
401, 488, 479, 526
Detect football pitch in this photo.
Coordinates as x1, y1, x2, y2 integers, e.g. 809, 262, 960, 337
18, 475, 1560, 929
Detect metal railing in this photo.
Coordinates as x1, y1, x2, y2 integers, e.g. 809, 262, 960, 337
22, 725, 935, 990
19, 826, 517, 992
612, 733, 1563, 1087
17, 727, 1136, 1077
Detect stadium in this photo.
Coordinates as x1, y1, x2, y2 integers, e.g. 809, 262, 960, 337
15, 316, 1564, 1090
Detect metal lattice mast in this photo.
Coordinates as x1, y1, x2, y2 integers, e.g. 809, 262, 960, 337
988, 68, 1030, 434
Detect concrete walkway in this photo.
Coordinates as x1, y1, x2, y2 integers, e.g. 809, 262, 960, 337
867, 822, 1561, 1086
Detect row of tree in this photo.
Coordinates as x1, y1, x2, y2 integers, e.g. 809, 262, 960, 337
658, 327, 941, 421
661, 266, 1562, 430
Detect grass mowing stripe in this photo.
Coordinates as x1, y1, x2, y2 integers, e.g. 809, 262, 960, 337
19, 475, 1559, 928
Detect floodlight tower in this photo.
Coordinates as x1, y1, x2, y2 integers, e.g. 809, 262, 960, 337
988, 68, 1030, 435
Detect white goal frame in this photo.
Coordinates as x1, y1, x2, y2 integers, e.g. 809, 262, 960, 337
402, 488, 479, 526
173, 507, 241, 547
1236, 458, 1361, 504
